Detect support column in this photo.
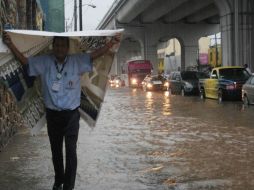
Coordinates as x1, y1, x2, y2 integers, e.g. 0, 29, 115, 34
183, 44, 198, 70
220, 0, 254, 68
145, 44, 158, 74
237, 0, 254, 71
220, 14, 234, 66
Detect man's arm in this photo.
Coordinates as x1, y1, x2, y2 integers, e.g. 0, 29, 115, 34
90, 33, 121, 61
2, 32, 28, 65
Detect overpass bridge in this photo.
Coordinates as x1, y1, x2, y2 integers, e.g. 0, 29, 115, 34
97, 0, 254, 74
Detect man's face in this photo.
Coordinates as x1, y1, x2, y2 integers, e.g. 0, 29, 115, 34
53, 39, 69, 61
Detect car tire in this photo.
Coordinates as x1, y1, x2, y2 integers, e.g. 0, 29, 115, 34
200, 88, 205, 100
181, 88, 185, 97
243, 95, 249, 106
218, 89, 224, 103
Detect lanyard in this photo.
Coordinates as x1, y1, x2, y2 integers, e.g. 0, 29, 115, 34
54, 59, 67, 80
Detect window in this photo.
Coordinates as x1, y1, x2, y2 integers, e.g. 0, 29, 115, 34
175, 74, 181, 81
211, 70, 218, 79
171, 73, 177, 80
219, 68, 250, 81
251, 76, 254, 85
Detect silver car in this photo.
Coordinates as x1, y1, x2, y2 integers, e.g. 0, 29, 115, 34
242, 75, 254, 105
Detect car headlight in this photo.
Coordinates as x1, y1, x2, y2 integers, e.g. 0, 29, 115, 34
147, 83, 153, 88
131, 78, 138, 85
164, 82, 169, 87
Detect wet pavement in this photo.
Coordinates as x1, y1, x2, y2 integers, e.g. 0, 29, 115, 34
0, 87, 254, 190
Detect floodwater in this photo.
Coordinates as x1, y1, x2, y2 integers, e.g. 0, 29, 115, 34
0, 88, 254, 190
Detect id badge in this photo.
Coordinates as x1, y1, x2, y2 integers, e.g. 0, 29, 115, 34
52, 81, 61, 92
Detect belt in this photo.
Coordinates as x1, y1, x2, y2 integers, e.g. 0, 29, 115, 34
46, 106, 79, 114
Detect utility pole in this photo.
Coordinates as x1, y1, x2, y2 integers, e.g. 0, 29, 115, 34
74, 0, 77, 31
79, 0, 83, 31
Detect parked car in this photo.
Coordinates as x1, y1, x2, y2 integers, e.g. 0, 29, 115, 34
109, 76, 123, 88
142, 75, 169, 91
168, 71, 209, 96
242, 75, 254, 105
199, 66, 251, 102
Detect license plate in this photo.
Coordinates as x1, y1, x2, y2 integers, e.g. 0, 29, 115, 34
153, 81, 162, 85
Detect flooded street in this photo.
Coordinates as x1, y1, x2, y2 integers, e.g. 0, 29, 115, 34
0, 88, 254, 190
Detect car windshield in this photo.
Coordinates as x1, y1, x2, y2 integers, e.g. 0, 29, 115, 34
181, 72, 208, 80
130, 69, 151, 74
219, 68, 250, 80
152, 76, 165, 82
196, 72, 209, 79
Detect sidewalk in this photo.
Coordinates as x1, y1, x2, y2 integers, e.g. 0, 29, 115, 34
0, 120, 104, 190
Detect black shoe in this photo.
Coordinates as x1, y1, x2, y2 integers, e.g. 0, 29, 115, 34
52, 184, 63, 190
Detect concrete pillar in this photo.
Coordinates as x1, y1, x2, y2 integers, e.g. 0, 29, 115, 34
237, 0, 254, 71
220, 0, 254, 68
183, 44, 198, 70
145, 44, 158, 74
220, 14, 234, 66
144, 31, 158, 74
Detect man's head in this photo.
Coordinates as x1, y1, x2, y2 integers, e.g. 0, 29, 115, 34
244, 64, 248, 68
52, 36, 70, 62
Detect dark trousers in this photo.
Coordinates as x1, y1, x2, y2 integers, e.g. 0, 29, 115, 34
46, 108, 80, 190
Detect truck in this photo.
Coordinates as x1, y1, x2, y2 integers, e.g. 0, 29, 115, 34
122, 60, 153, 87
199, 66, 251, 103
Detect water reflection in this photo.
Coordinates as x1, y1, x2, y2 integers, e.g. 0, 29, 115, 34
164, 91, 170, 97
163, 91, 171, 116
145, 91, 154, 112
0, 88, 254, 190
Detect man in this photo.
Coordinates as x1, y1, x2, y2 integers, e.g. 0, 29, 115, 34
244, 64, 252, 74
3, 32, 120, 190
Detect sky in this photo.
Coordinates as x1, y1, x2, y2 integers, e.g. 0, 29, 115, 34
64, 0, 115, 31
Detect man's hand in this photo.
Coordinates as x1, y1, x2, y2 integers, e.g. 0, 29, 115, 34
111, 33, 121, 45
106, 33, 121, 48
2, 32, 13, 47
91, 33, 122, 61
2, 31, 28, 65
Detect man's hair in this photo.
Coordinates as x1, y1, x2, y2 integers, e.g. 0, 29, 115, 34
52, 36, 70, 47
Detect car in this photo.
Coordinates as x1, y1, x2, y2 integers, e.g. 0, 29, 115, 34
199, 66, 251, 103
142, 75, 169, 91
109, 76, 123, 88
168, 71, 209, 96
242, 75, 254, 105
